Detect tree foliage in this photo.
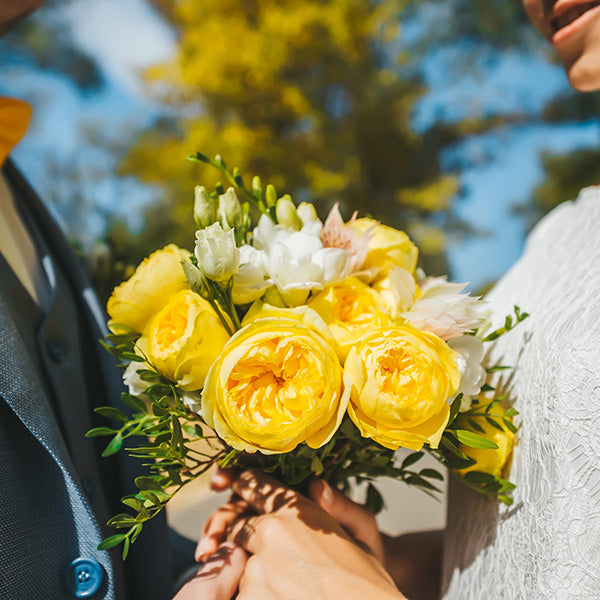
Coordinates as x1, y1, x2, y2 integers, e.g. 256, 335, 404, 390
120, 0, 466, 282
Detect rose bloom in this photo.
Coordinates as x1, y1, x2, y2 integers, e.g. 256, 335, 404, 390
352, 219, 418, 281
345, 325, 460, 451
457, 404, 516, 478
201, 308, 349, 454
141, 290, 230, 391
308, 277, 392, 362
107, 244, 190, 333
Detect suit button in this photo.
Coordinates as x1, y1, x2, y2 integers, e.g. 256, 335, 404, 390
46, 338, 67, 364
66, 558, 103, 598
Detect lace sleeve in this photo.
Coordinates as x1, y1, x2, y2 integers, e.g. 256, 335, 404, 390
442, 188, 600, 600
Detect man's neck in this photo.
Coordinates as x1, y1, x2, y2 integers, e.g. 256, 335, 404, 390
0, 171, 50, 306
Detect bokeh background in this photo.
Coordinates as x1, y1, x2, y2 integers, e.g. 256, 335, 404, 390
2, 0, 599, 536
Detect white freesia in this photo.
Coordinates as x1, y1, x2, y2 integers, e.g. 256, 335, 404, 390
401, 276, 485, 341
448, 335, 487, 412
182, 391, 203, 415
231, 245, 272, 304
122, 360, 148, 397
195, 222, 240, 283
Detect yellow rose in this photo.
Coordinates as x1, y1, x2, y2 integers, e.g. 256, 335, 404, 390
345, 325, 460, 451
458, 407, 515, 478
107, 244, 191, 333
307, 277, 392, 362
142, 290, 230, 391
202, 309, 349, 454
353, 218, 418, 280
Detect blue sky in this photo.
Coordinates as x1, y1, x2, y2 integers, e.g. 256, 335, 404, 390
2, 0, 599, 288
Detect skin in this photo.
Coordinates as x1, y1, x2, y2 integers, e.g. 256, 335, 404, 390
523, 0, 600, 91
201, 469, 406, 600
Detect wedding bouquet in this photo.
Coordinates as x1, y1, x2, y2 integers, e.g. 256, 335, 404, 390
91, 153, 527, 558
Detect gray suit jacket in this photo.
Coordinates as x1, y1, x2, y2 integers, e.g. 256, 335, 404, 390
0, 162, 174, 599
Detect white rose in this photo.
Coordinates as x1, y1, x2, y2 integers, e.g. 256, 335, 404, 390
195, 222, 240, 283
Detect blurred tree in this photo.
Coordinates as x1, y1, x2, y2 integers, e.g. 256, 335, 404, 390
121, 0, 466, 280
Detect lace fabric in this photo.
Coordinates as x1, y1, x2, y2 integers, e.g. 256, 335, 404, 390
442, 188, 600, 600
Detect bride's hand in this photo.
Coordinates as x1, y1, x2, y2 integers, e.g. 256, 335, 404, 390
196, 470, 383, 564
198, 469, 405, 600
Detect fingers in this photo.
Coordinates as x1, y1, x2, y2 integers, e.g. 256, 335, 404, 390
196, 495, 252, 562
309, 479, 385, 563
231, 469, 299, 515
174, 543, 247, 600
210, 467, 237, 492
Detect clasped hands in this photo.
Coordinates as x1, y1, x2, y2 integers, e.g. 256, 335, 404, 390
174, 469, 441, 600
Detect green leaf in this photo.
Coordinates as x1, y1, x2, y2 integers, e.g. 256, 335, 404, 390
97, 534, 127, 551
504, 407, 518, 418
485, 416, 505, 432
171, 415, 183, 449
480, 383, 495, 393
485, 364, 512, 373
94, 406, 128, 422
311, 455, 324, 476
130, 524, 143, 543
498, 494, 514, 506
85, 426, 117, 438
420, 468, 444, 481
122, 536, 131, 560
400, 451, 424, 470
451, 429, 499, 450
503, 419, 518, 434
121, 393, 147, 413
122, 352, 145, 363
365, 483, 384, 514
107, 513, 137, 528
448, 394, 463, 426
135, 476, 162, 491
462, 471, 497, 484
466, 418, 485, 433
220, 449, 241, 469
102, 432, 123, 457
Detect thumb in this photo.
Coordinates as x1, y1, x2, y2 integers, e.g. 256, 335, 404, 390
308, 479, 385, 563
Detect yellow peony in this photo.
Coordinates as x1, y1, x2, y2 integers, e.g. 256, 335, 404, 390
345, 325, 460, 451
353, 218, 418, 280
107, 244, 191, 333
458, 406, 516, 478
142, 290, 230, 391
201, 308, 349, 454
308, 277, 392, 362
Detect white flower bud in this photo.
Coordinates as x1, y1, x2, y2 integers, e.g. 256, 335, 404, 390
217, 187, 243, 231
195, 223, 240, 283
194, 186, 217, 229
275, 195, 302, 230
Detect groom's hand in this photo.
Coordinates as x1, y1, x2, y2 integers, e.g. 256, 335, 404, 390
202, 469, 405, 600
174, 542, 247, 600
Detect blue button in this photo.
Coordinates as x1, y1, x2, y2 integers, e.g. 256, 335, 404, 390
66, 558, 103, 598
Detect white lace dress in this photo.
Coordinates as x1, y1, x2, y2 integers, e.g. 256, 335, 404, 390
442, 188, 600, 600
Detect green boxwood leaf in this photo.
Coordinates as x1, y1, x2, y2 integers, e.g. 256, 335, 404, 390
451, 429, 499, 449
94, 406, 128, 422
102, 432, 123, 457
97, 534, 127, 551
135, 476, 162, 491
400, 451, 424, 470
85, 427, 116, 438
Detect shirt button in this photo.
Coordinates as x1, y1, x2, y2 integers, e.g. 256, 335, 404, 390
66, 558, 103, 598
46, 337, 68, 364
